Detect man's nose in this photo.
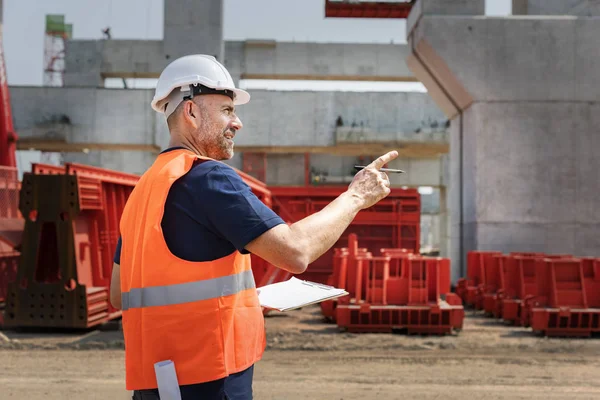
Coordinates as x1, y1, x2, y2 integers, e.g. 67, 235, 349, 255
231, 115, 243, 130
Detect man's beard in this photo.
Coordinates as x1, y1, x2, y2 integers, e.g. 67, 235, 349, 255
203, 125, 234, 160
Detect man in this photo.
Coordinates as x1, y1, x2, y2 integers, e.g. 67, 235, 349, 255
109, 54, 398, 400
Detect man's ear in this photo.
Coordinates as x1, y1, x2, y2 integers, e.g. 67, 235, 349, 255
186, 100, 196, 119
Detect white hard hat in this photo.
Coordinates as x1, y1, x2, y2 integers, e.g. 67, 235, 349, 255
151, 54, 250, 118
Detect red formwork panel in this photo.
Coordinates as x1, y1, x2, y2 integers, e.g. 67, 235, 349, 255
500, 255, 547, 325
336, 303, 464, 334
320, 235, 370, 321
332, 236, 463, 334
480, 254, 507, 317
455, 251, 502, 308
0, 251, 18, 304
524, 257, 600, 337
270, 186, 420, 284
332, 236, 454, 308
320, 247, 351, 321
582, 258, 600, 309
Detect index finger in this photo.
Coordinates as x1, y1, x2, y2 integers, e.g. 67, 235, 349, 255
370, 150, 399, 170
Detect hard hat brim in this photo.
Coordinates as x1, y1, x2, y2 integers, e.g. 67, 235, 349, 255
232, 88, 250, 105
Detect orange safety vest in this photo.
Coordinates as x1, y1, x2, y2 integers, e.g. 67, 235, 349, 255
119, 148, 266, 390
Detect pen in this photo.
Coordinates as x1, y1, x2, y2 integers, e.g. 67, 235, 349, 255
354, 165, 405, 174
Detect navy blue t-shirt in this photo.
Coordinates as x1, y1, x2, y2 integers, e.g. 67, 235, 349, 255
113, 147, 285, 264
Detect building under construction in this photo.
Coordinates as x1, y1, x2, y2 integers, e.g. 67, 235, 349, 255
1, 1, 600, 398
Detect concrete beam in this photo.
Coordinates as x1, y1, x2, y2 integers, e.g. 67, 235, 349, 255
234, 40, 415, 82
513, 0, 600, 16
64, 40, 417, 85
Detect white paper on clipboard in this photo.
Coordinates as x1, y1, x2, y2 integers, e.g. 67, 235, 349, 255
257, 277, 349, 312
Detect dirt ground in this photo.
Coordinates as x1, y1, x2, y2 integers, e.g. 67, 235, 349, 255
1, 306, 600, 400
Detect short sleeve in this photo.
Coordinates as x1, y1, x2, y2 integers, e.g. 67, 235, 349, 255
187, 163, 285, 253
113, 236, 122, 265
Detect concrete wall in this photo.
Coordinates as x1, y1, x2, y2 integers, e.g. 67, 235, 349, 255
297, 154, 444, 188
10, 87, 168, 149
235, 90, 447, 147
62, 150, 158, 175
463, 101, 600, 256
407, 0, 600, 281
11, 86, 446, 150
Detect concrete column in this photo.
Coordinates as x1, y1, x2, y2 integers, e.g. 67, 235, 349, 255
407, 0, 600, 282
163, 0, 224, 62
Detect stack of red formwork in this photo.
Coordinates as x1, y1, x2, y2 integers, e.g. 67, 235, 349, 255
455, 251, 502, 308
3, 163, 138, 329
270, 186, 420, 284
476, 252, 571, 324
522, 257, 600, 337
332, 234, 464, 334
458, 250, 600, 337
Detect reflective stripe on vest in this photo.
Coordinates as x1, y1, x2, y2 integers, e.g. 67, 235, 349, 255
121, 269, 255, 311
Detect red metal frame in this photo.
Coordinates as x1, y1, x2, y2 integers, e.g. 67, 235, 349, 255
270, 185, 420, 283
325, 0, 415, 19
480, 254, 507, 316
325, 235, 463, 334
4, 163, 138, 328
525, 257, 600, 337
455, 251, 502, 308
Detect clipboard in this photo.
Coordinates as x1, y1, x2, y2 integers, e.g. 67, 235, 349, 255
257, 277, 349, 312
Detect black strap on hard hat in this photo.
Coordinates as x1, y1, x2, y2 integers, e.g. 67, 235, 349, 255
183, 83, 235, 102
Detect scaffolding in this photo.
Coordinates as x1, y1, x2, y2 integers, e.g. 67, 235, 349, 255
43, 15, 72, 87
